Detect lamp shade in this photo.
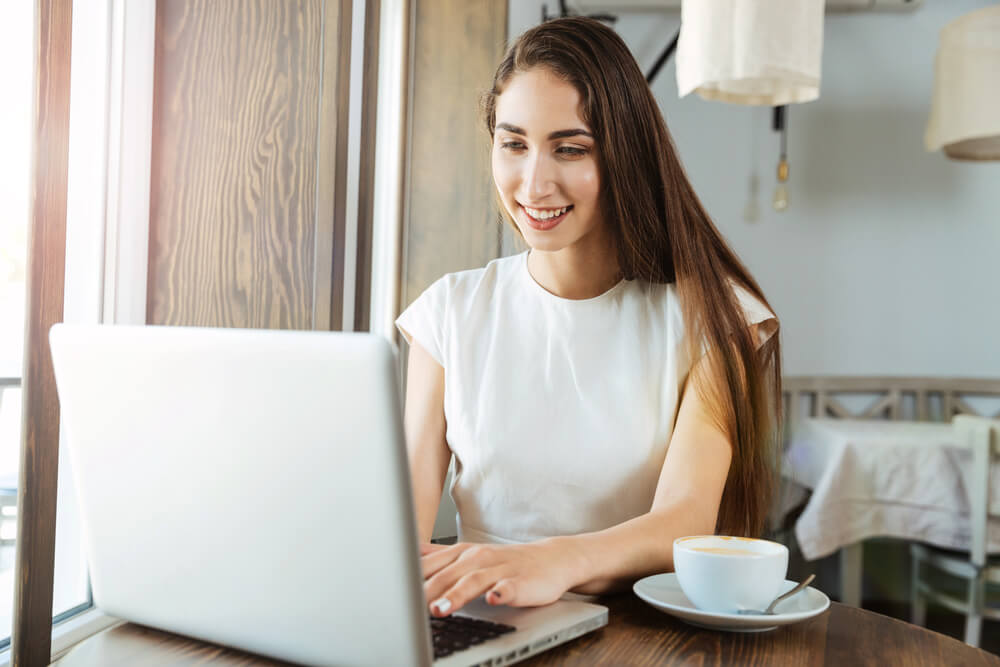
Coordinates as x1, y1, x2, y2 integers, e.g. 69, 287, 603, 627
925, 6, 1000, 161
676, 0, 825, 106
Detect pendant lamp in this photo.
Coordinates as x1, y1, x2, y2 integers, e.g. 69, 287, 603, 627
676, 0, 826, 106
925, 6, 1000, 161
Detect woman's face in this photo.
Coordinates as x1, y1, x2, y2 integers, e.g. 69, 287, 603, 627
491, 68, 605, 255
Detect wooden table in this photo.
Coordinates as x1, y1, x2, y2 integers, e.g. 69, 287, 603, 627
53, 593, 999, 666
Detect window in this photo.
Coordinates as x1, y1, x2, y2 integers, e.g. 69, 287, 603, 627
0, 0, 34, 647
45, 0, 157, 642
9, 0, 383, 660
2, 1, 144, 661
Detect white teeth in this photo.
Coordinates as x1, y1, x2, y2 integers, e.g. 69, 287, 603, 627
525, 206, 569, 220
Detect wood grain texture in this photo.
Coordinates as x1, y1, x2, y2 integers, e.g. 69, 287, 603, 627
52, 623, 294, 666
11, 0, 73, 664
525, 596, 996, 666
351, 0, 380, 332
312, 0, 353, 331
147, 0, 325, 329
400, 0, 507, 314
51, 596, 1000, 666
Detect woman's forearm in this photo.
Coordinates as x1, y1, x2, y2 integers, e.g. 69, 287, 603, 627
547, 498, 715, 595
412, 481, 443, 544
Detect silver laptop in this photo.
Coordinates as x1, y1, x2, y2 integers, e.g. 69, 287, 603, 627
49, 323, 607, 667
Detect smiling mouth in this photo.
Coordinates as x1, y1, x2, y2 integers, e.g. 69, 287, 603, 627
520, 204, 573, 230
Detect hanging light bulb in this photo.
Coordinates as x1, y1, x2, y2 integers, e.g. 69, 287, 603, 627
773, 158, 789, 212
772, 105, 789, 212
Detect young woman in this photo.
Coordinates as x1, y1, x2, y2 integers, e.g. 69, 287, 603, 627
396, 16, 782, 618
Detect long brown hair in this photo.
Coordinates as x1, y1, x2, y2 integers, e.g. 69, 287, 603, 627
483, 17, 782, 538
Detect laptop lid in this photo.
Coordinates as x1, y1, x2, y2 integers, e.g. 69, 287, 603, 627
50, 324, 434, 665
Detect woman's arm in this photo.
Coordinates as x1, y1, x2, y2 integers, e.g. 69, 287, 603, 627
566, 320, 776, 592
420, 354, 736, 613
560, 355, 734, 593
403, 340, 451, 544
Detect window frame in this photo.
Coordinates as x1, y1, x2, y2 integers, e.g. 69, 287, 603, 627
5, 0, 154, 663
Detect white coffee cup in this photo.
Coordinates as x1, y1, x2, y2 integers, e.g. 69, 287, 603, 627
673, 535, 789, 614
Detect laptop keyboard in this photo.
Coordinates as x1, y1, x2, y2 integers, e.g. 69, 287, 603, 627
430, 614, 516, 659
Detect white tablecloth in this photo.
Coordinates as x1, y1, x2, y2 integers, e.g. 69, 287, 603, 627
784, 418, 1000, 560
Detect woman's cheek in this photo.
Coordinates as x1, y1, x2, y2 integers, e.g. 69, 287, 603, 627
492, 160, 520, 208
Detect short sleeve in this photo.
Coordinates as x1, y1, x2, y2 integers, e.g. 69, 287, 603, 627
732, 282, 778, 349
395, 277, 449, 367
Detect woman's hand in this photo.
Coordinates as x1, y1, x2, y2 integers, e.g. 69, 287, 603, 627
419, 539, 584, 616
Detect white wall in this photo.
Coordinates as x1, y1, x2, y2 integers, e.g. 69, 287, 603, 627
508, 1, 1000, 377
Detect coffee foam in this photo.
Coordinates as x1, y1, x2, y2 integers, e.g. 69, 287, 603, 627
688, 547, 759, 556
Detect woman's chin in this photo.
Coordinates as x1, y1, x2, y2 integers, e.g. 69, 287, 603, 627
518, 228, 566, 253
523, 238, 567, 254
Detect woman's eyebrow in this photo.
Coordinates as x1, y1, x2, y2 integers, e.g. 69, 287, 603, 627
548, 129, 592, 140
495, 122, 592, 140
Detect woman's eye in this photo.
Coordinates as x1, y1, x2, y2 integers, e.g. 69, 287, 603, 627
500, 141, 526, 151
556, 146, 588, 157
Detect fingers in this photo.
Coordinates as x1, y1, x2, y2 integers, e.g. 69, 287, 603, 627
421, 542, 496, 579
421, 544, 467, 579
486, 578, 517, 606
427, 566, 507, 617
423, 545, 495, 602
420, 542, 450, 556
424, 545, 504, 615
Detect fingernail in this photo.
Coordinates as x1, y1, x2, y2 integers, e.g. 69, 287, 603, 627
489, 590, 501, 601
431, 598, 451, 615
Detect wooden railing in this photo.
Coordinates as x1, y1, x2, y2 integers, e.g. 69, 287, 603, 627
782, 376, 1000, 428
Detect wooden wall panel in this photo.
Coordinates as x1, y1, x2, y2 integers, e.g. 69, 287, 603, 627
147, 0, 330, 329
401, 0, 508, 311
313, 0, 354, 331
352, 0, 380, 332
401, 0, 506, 540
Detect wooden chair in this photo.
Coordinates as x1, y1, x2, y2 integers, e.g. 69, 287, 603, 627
910, 415, 1000, 647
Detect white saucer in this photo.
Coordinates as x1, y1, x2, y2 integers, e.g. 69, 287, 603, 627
633, 573, 830, 632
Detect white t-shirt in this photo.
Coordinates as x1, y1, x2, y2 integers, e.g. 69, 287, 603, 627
396, 251, 775, 545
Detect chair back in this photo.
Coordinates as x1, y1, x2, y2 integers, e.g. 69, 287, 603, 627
782, 376, 1000, 437
952, 415, 1000, 568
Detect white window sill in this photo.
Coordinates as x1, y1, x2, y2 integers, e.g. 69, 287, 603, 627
0, 607, 122, 666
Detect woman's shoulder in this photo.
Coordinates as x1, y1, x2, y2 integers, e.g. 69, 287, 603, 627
396, 254, 524, 359
728, 279, 777, 325
428, 252, 525, 302
664, 277, 774, 326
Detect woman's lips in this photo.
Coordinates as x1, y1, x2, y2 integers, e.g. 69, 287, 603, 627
520, 204, 572, 231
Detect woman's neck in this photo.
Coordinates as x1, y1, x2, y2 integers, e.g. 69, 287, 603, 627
526, 246, 622, 300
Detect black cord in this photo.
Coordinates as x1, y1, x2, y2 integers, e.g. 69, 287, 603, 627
773, 106, 788, 158
772, 106, 785, 132
645, 29, 680, 84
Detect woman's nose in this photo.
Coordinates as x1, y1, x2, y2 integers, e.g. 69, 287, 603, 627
522, 153, 556, 200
